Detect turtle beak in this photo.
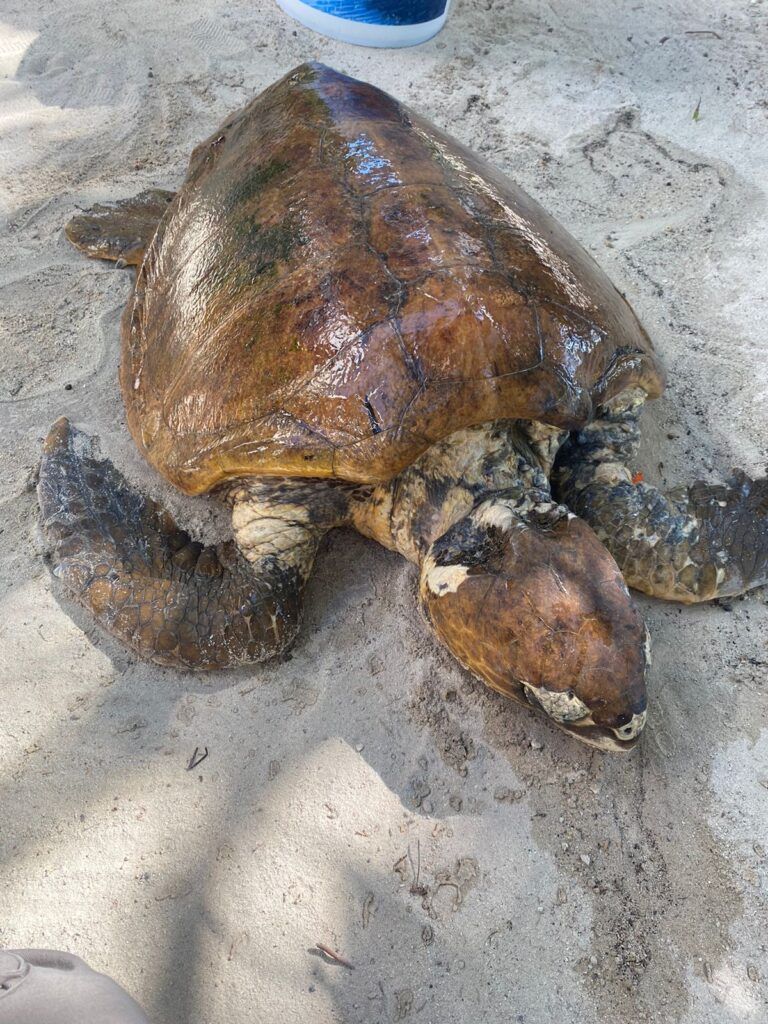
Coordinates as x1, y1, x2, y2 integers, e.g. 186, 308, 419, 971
520, 681, 647, 751
521, 621, 652, 749
610, 709, 647, 741
557, 724, 641, 751
554, 711, 646, 751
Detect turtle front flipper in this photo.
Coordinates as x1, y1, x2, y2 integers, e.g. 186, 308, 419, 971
65, 189, 175, 265
37, 419, 347, 670
555, 400, 768, 602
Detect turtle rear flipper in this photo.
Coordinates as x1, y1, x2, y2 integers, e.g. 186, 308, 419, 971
65, 189, 175, 265
37, 419, 320, 670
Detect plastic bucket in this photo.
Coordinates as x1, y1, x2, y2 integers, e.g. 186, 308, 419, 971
275, 0, 452, 47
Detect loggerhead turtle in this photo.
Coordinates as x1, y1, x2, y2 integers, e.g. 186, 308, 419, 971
38, 64, 768, 750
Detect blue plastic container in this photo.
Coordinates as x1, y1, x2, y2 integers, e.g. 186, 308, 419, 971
276, 0, 452, 47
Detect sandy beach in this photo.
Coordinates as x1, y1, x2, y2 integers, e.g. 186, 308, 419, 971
1, 1, 767, 1021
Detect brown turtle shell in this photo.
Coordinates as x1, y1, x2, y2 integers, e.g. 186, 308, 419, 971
122, 63, 664, 495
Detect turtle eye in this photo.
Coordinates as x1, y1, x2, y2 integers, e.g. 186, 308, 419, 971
614, 712, 632, 728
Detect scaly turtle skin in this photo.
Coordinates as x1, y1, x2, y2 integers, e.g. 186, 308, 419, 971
40, 64, 768, 751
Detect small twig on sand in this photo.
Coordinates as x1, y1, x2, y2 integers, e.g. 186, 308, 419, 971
408, 839, 428, 896
315, 943, 355, 970
154, 888, 192, 902
187, 746, 209, 770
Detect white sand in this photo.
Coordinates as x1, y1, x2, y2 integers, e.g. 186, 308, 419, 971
1, 2, 767, 1022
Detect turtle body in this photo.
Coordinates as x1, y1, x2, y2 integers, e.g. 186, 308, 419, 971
118, 63, 663, 494
40, 64, 768, 750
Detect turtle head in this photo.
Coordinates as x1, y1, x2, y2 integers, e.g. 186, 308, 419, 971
420, 499, 649, 750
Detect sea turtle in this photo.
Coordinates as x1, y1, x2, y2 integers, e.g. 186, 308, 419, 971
38, 63, 768, 750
